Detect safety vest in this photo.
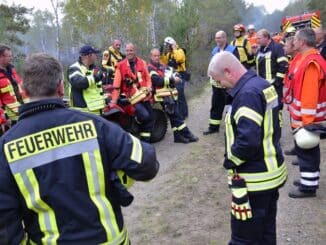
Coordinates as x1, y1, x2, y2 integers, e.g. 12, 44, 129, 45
0, 66, 28, 121
148, 62, 178, 102
102, 46, 125, 71
231, 36, 252, 65
210, 44, 236, 88
69, 62, 106, 114
113, 58, 151, 104
225, 71, 287, 192
284, 49, 326, 128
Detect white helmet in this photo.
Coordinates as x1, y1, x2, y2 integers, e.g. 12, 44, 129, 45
248, 24, 255, 30
293, 127, 320, 149
164, 36, 176, 45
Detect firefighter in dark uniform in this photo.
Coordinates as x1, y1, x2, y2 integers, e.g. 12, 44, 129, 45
208, 51, 287, 244
203, 30, 239, 135
68, 45, 106, 116
0, 53, 159, 244
255, 29, 288, 108
148, 48, 198, 143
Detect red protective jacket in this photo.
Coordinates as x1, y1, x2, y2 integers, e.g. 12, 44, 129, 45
112, 57, 151, 102
284, 48, 326, 128
0, 65, 26, 122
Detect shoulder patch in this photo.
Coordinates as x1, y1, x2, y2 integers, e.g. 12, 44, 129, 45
262, 86, 278, 109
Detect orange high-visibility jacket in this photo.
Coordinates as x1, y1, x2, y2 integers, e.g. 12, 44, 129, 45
284, 49, 326, 128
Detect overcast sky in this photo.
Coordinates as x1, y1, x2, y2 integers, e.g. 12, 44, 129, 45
2, 0, 291, 14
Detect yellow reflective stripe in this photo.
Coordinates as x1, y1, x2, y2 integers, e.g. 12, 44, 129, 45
164, 76, 170, 87
129, 134, 142, 163
82, 150, 120, 242
311, 16, 321, 28
277, 57, 288, 63
263, 86, 278, 110
276, 72, 285, 78
225, 111, 245, 166
14, 170, 59, 244
104, 227, 129, 245
140, 132, 151, 137
209, 119, 221, 125
232, 187, 247, 198
0, 85, 12, 93
234, 106, 263, 126
244, 167, 287, 192
149, 70, 158, 77
240, 162, 286, 181
71, 106, 101, 115
172, 123, 186, 131
68, 70, 84, 80
263, 109, 278, 171
265, 52, 272, 82
19, 233, 28, 245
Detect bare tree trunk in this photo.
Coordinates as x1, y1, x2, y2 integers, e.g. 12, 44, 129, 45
149, 4, 157, 47
50, 0, 61, 59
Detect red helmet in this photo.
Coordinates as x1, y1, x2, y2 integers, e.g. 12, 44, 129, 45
233, 24, 246, 32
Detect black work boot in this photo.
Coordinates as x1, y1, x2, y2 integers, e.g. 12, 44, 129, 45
203, 126, 219, 135
174, 132, 189, 144
288, 188, 316, 198
180, 127, 199, 142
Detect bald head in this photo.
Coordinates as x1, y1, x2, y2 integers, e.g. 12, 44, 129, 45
112, 39, 122, 51
150, 48, 160, 64
215, 30, 227, 48
125, 42, 136, 60
208, 51, 246, 88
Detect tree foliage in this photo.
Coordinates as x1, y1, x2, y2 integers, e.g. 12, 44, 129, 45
0, 4, 31, 46
308, 0, 326, 25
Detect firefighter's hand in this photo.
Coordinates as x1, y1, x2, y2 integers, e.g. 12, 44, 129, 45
223, 159, 237, 169
230, 175, 252, 221
94, 70, 103, 83
173, 73, 181, 83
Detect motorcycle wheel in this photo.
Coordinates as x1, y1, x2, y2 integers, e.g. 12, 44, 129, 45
150, 108, 168, 143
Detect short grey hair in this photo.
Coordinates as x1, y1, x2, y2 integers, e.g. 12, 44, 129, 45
208, 51, 242, 78
296, 28, 316, 47
23, 53, 63, 97
0, 44, 11, 56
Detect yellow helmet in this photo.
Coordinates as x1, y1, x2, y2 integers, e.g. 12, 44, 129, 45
293, 128, 320, 149
285, 26, 296, 33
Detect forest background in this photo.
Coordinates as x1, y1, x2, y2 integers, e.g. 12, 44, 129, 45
1, 0, 325, 87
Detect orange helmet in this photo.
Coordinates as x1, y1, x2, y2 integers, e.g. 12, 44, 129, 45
233, 24, 246, 33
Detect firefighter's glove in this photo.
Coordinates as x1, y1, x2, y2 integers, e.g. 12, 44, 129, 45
110, 172, 134, 207
94, 70, 103, 83
230, 174, 252, 221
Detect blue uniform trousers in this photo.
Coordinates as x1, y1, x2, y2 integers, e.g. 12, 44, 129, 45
209, 86, 227, 130
229, 190, 279, 245
295, 143, 320, 192
175, 80, 188, 120
134, 101, 154, 141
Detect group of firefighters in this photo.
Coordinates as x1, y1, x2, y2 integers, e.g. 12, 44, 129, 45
0, 19, 325, 244
205, 23, 325, 244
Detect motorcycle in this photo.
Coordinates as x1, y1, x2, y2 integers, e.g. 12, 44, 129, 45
102, 85, 168, 143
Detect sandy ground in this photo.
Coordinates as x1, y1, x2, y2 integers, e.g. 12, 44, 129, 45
123, 85, 326, 245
